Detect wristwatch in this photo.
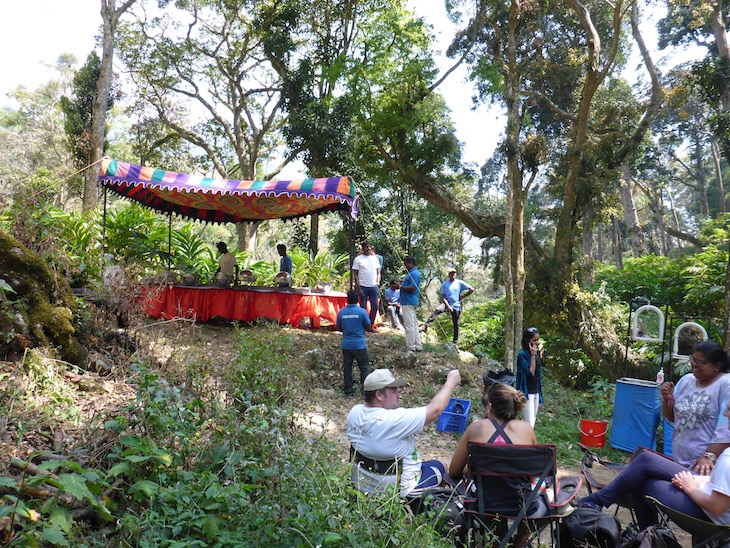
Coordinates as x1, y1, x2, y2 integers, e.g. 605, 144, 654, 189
703, 451, 717, 463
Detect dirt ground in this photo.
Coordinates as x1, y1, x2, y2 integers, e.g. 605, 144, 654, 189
0, 316, 693, 545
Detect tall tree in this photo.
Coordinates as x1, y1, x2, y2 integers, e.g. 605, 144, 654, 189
118, 0, 299, 251
0, 56, 77, 205
83, 0, 136, 212
661, 0, 730, 348
347, 0, 662, 373
61, 52, 117, 206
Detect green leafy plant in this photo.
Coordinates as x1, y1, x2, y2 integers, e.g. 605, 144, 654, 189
0, 456, 112, 546
0, 278, 16, 300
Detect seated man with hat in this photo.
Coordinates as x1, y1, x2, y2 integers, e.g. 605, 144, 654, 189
347, 368, 461, 497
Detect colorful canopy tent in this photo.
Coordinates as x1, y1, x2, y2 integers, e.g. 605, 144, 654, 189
97, 157, 359, 223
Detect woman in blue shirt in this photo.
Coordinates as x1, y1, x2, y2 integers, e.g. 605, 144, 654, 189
516, 327, 543, 427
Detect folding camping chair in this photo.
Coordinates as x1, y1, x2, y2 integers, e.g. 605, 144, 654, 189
464, 442, 581, 548
578, 442, 637, 524
578, 443, 672, 526
648, 496, 730, 548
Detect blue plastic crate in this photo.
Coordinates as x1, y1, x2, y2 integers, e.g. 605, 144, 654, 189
437, 398, 471, 433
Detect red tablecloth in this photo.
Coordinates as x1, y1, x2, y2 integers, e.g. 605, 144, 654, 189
143, 285, 349, 327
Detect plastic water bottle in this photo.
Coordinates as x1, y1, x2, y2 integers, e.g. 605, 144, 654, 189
656, 367, 664, 384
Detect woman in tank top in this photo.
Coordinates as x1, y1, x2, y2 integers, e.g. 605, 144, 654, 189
449, 382, 537, 477
449, 382, 541, 530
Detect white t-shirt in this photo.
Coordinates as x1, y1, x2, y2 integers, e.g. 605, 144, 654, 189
672, 372, 730, 467
347, 404, 427, 496
352, 254, 380, 287
701, 447, 730, 525
219, 252, 238, 276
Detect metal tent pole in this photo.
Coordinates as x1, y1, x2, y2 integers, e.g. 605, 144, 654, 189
168, 207, 172, 271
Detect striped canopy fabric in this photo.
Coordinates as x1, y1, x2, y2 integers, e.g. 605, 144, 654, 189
98, 158, 358, 223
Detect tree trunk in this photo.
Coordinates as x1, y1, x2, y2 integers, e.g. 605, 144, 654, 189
236, 222, 259, 253
708, 0, 730, 349
712, 140, 726, 214
309, 213, 319, 256
82, 0, 136, 212
582, 209, 595, 284
665, 187, 684, 253
620, 163, 646, 258
694, 138, 710, 216
612, 215, 623, 269
597, 222, 605, 263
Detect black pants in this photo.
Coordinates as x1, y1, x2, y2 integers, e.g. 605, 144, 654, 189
425, 304, 462, 343
343, 348, 370, 395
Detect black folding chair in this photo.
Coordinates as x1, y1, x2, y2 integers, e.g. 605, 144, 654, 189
465, 442, 581, 548
578, 442, 636, 524
578, 442, 671, 526
648, 495, 730, 548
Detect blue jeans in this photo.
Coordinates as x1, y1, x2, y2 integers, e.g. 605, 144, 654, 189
584, 450, 710, 528
343, 347, 370, 395
359, 285, 379, 325
424, 303, 462, 343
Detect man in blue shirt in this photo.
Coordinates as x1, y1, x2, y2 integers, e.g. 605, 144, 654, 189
400, 256, 422, 352
384, 280, 404, 329
277, 244, 292, 274
423, 267, 474, 345
336, 289, 373, 397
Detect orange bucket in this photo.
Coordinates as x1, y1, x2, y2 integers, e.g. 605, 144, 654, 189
579, 419, 608, 448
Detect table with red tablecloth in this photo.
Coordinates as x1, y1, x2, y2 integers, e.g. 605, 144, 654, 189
143, 285, 350, 327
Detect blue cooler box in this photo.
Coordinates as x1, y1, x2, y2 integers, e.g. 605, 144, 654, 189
610, 378, 661, 453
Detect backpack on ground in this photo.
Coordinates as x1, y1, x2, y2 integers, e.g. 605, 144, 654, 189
559, 507, 621, 547
618, 524, 682, 548
408, 487, 465, 542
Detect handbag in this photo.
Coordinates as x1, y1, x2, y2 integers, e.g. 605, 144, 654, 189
483, 368, 516, 389
559, 507, 621, 547
618, 524, 682, 548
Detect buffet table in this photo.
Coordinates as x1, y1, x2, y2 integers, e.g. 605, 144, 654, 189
143, 285, 349, 328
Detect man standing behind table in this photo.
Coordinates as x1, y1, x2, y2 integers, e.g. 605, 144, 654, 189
423, 268, 475, 345
347, 368, 462, 496
216, 242, 239, 286
400, 256, 422, 352
352, 241, 381, 325
277, 244, 292, 274
336, 289, 373, 397
384, 280, 404, 329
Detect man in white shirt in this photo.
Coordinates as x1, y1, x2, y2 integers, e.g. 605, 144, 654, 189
216, 242, 238, 286
351, 241, 381, 325
347, 368, 462, 497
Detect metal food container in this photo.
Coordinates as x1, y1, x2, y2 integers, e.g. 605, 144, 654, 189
215, 272, 232, 287
182, 273, 199, 286
312, 281, 333, 293
238, 269, 256, 284
274, 271, 293, 287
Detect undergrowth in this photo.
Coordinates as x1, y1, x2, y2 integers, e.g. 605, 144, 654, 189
1, 326, 444, 546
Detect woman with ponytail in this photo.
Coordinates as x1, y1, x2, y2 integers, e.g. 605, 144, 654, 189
449, 382, 537, 479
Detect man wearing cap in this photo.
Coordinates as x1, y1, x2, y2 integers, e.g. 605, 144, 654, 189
347, 368, 462, 497
422, 268, 474, 345
400, 256, 422, 352
336, 289, 373, 397
352, 241, 381, 325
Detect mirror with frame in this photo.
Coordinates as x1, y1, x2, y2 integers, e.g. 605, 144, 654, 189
632, 305, 664, 342
672, 322, 708, 359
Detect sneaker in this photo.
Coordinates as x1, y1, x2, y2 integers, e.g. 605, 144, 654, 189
575, 498, 600, 510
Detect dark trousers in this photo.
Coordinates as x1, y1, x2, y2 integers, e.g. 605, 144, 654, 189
425, 304, 462, 343
585, 450, 710, 529
359, 285, 379, 325
343, 348, 370, 395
